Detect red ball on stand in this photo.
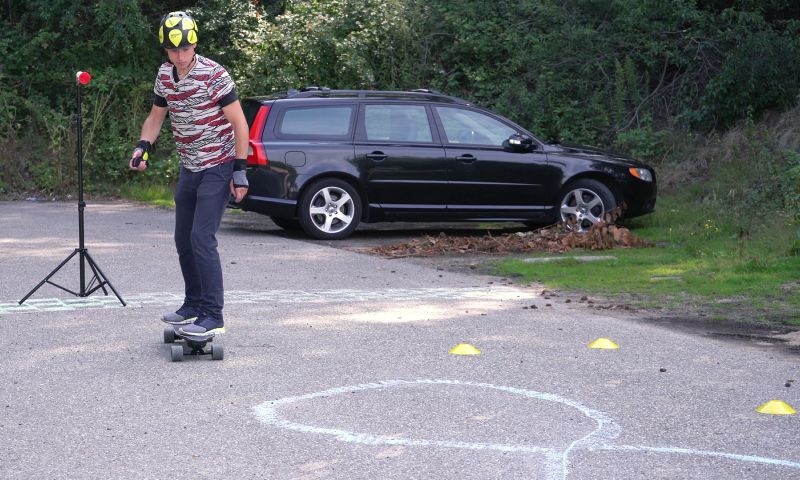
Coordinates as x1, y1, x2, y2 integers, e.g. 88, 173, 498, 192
76, 71, 91, 85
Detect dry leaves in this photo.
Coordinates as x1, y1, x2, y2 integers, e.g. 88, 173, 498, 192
369, 208, 652, 258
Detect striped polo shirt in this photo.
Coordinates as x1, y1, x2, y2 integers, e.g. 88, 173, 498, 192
153, 54, 238, 172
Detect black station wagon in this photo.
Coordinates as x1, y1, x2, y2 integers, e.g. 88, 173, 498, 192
234, 88, 657, 240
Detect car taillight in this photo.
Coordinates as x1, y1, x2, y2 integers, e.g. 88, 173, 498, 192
247, 105, 270, 167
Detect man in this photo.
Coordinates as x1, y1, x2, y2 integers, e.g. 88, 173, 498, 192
129, 10, 249, 339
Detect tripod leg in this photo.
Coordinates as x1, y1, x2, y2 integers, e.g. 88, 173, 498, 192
83, 251, 126, 306
19, 249, 80, 305
84, 255, 108, 296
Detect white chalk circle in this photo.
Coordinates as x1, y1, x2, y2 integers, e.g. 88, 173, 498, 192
253, 379, 800, 479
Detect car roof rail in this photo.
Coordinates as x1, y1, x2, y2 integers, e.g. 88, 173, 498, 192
252, 89, 472, 105
268, 88, 470, 104
410, 88, 442, 94
298, 86, 331, 93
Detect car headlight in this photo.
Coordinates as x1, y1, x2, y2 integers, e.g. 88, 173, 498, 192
628, 167, 653, 182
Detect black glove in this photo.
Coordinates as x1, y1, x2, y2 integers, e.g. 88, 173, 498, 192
232, 158, 248, 188
132, 140, 152, 167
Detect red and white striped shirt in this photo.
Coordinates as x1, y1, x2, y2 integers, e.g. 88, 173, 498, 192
153, 55, 237, 172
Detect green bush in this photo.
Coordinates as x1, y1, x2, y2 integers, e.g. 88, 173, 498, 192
2, 0, 800, 204
701, 27, 800, 129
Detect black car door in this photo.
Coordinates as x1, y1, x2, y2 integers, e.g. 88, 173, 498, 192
353, 103, 449, 213
433, 106, 559, 218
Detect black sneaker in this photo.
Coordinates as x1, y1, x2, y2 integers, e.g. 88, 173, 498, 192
161, 304, 201, 325
178, 314, 224, 339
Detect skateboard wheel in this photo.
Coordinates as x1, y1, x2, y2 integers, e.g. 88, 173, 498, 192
211, 343, 224, 361
164, 327, 176, 344
170, 345, 183, 362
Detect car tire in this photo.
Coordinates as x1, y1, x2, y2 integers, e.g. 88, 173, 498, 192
270, 216, 301, 231
298, 178, 362, 240
559, 179, 617, 232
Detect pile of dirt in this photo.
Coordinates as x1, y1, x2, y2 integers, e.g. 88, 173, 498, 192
368, 219, 652, 258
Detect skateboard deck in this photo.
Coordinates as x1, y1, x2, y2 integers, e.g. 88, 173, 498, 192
163, 324, 223, 362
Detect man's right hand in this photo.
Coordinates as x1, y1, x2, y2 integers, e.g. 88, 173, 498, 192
129, 139, 152, 171
129, 149, 148, 171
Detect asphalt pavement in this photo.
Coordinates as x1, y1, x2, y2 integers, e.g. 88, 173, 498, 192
1, 200, 798, 480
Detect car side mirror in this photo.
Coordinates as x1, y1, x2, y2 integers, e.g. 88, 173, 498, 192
503, 133, 534, 152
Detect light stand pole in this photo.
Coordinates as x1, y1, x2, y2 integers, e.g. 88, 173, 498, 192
19, 71, 125, 306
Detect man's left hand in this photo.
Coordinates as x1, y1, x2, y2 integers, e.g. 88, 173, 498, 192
230, 158, 249, 203
230, 180, 247, 203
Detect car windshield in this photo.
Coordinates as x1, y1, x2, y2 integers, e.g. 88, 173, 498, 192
436, 107, 516, 146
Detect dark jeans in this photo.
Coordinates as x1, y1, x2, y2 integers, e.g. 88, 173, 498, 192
174, 162, 233, 321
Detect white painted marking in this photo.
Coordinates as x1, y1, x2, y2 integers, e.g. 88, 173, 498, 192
253, 379, 800, 479
605, 445, 800, 470
0, 287, 531, 315
523, 255, 616, 263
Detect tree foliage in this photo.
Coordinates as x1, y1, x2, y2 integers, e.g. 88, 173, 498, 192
1, 0, 799, 196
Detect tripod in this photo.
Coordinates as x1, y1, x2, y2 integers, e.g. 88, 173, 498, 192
19, 71, 125, 306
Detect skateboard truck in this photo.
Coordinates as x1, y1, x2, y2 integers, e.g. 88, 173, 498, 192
163, 326, 223, 362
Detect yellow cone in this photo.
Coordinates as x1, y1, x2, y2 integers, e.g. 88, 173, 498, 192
588, 338, 620, 349
449, 343, 481, 355
756, 400, 797, 415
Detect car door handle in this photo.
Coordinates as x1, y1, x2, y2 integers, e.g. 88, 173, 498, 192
456, 154, 476, 163
366, 151, 387, 161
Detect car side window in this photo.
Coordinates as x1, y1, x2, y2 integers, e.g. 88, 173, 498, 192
278, 106, 355, 138
364, 105, 433, 143
435, 107, 516, 146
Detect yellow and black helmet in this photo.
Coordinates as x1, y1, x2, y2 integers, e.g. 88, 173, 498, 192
159, 11, 198, 49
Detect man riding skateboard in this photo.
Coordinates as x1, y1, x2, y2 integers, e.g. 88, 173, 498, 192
129, 10, 249, 340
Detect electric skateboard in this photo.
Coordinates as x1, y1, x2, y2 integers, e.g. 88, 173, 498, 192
163, 325, 223, 362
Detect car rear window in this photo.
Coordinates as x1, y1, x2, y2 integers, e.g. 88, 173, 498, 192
363, 105, 433, 143
277, 106, 355, 138
241, 100, 262, 128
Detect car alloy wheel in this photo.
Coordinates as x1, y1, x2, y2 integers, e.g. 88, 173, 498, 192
299, 178, 362, 239
560, 179, 616, 232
